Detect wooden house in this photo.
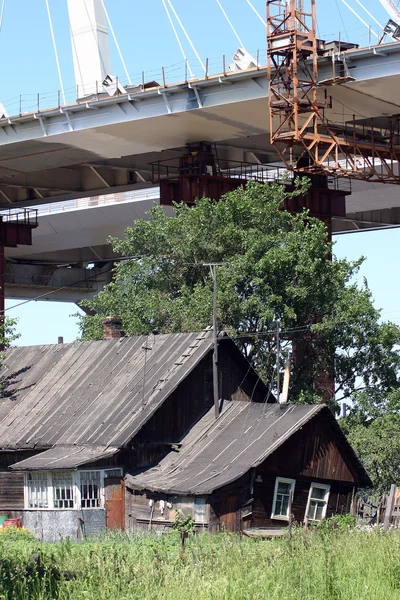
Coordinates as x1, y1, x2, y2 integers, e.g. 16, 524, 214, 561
0, 322, 370, 540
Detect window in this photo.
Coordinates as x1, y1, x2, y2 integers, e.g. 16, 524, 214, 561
271, 477, 296, 520
53, 471, 74, 508
24, 468, 122, 510
171, 496, 208, 523
305, 483, 330, 521
194, 497, 207, 522
26, 472, 49, 508
80, 471, 101, 508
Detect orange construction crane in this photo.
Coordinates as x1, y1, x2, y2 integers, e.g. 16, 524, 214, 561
267, 0, 400, 183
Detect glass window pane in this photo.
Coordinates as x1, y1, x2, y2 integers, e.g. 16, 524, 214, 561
27, 472, 48, 508
194, 497, 206, 522
312, 487, 326, 500
80, 471, 101, 509
308, 500, 317, 520
52, 471, 74, 509
316, 503, 325, 520
280, 495, 289, 515
277, 482, 291, 495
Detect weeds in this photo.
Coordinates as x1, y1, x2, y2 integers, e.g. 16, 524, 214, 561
0, 527, 399, 599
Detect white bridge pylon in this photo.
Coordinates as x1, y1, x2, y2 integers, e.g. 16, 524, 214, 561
67, 0, 113, 97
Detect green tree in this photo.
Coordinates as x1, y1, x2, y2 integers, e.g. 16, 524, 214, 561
78, 181, 400, 405
341, 390, 400, 492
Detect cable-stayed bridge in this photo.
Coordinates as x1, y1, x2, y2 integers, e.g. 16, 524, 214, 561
1, 0, 400, 302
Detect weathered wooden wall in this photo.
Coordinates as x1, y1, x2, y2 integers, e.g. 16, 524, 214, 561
0, 451, 39, 511
257, 414, 357, 484
251, 478, 353, 528
132, 346, 263, 466
209, 414, 357, 532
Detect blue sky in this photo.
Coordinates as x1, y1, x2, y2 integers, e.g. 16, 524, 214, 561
1, 0, 400, 345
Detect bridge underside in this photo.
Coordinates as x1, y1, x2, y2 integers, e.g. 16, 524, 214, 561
1, 42, 400, 301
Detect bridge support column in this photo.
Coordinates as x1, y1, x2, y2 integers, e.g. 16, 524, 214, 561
67, 0, 113, 97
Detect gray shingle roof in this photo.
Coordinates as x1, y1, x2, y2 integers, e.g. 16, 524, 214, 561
125, 402, 324, 494
9, 445, 118, 471
125, 401, 371, 493
0, 331, 217, 451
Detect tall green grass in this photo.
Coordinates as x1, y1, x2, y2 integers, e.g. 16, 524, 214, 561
0, 527, 399, 599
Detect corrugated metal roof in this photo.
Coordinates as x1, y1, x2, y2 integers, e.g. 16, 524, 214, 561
126, 402, 325, 494
0, 330, 216, 450
9, 445, 118, 471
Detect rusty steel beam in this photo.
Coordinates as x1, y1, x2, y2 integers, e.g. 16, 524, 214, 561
266, 0, 400, 183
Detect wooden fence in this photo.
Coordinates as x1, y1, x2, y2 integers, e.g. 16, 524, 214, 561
357, 484, 400, 529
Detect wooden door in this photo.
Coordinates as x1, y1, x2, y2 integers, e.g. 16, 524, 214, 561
105, 477, 125, 530
220, 494, 240, 533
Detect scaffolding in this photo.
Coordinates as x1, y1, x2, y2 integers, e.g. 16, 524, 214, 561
267, 0, 400, 183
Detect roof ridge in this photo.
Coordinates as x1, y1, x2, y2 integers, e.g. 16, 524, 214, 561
145, 329, 213, 405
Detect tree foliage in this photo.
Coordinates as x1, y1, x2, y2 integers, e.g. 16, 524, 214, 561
78, 180, 400, 410
341, 390, 400, 493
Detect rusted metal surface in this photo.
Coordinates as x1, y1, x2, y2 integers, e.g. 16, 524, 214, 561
0, 209, 38, 344
105, 477, 125, 530
267, 0, 400, 183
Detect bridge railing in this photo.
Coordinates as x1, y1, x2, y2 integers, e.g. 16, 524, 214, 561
0, 189, 160, 219
0, 49, 268, 119
0, 208, 38, 227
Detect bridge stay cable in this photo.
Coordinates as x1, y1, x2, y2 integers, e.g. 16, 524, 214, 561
339, 0, 379, 38
100, 0, 132, 85
354, 0, 386, 32
161, 0, 195, 78
45, 0, 66, 105
215, 0, 246, 50
0, 0, 5, 32
244, 0, 267, 28
165, 0, 206, 72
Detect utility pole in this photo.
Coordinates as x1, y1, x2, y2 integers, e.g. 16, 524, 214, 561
276, 319, 281, 401
204, 263, 227, 419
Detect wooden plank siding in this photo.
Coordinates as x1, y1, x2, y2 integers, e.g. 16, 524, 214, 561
134, 347, 261, 449
209, 412, 358, 532
257, 413, 357, 484
251, 478, 353, 528
0, 472, 24, 510
0, 451, 40, 511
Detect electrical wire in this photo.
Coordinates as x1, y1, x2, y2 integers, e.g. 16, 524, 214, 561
45, 0, 66, 105
165, 0, 206, 72
215, 0, 246, 49
244, 0, 266, 28
100, 0, 132, 85
0, 0, 5, 32
161, 0, 195, 78
335, 0, 349, 40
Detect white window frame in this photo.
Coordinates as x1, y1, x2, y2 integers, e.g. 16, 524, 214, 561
271, 477, 296, 521
25, 471, 51, 509
24, 468, 122, 510
171, 495, 209, 523
305, 482, 330, 522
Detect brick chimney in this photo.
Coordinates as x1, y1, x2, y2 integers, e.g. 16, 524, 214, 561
102, 317, 124, 339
